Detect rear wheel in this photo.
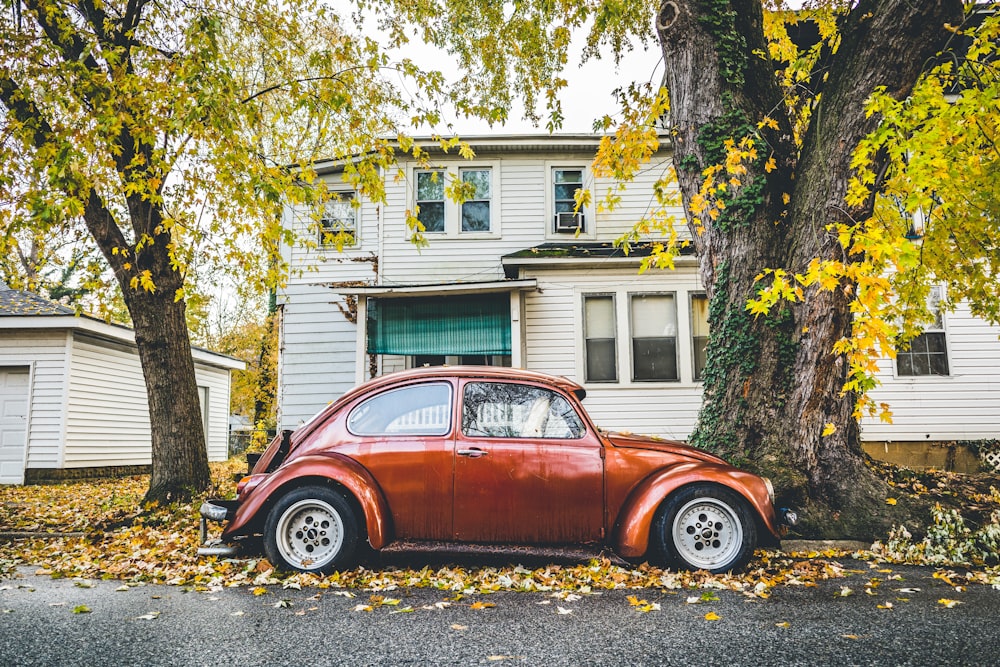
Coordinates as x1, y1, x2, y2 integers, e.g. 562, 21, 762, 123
263, 486, 359, 574
652, 484, 756, 573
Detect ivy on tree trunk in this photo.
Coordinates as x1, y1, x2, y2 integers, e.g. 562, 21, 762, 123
656, 0, 964, 537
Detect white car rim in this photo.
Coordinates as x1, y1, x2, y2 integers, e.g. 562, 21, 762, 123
671, 497, 743, 570
276, 498, 345, 570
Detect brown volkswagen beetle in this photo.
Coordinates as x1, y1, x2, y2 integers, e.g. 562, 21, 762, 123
199, 367, 794, 574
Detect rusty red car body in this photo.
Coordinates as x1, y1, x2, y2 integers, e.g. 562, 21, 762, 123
199, 366, 789, 573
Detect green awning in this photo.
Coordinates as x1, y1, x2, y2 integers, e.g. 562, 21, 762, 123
367, 294, 511, 355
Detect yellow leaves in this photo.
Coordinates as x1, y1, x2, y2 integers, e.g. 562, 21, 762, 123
128, 270, 156, 293
704, 611, 721, 621
938, 598, 962, 609
469, 601, 496, 610
252, 586, 268, 596
885, 498, 897, 506
627, 595, 661, 613
764, 157, 777, 173
822, 423, 836, 437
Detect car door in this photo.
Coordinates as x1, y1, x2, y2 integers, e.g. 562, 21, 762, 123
453, 380, 604, 544
342, 380, 455, 540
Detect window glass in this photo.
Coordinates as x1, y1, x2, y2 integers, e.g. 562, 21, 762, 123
416, 171, 445, 232
347, 382, 452, 436
319, 193, 357, 247
584, 295, 617, 382
463, 382, 585, 439
461, 169, 491, 232
691, 293, 710, 381
554, 169, 583, 213
631, 294, 678, 381
897, 286, 949, 377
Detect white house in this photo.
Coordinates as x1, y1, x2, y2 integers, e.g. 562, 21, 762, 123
276, 134, 1000, 457
0, 283, 245, 484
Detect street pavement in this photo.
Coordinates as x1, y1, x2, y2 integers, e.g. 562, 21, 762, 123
2, 560, 998, 666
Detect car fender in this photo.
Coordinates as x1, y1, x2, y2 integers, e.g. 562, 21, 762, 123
612, 463, 781, 558
222, 453, 393, 549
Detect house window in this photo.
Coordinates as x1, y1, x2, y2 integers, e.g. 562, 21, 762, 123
553, 168, 585, 233
460, 169, 491, 232
897, 286, 949, 376
630, 293, 678, 382
583, 295, 617, 382
691, 293, 710, 381
416, 170, 445, 232
319, 192, 357, 247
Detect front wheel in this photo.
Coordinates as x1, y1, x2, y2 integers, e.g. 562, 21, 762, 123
652, 484, 756, 574
263, 486, 359, 574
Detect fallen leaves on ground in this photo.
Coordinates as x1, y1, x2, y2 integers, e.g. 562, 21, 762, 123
2, 457, 1000, 607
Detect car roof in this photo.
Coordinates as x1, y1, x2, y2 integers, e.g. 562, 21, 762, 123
357, 365, 586, 398
292, 366, 588, 443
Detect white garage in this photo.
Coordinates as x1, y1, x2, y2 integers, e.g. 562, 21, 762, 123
0, 282, 244, 484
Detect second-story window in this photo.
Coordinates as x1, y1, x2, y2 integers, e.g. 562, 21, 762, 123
553, 168, 585, 233
461, 169, 491, 232
318, 192, 357, 247
416, 170, 445, 232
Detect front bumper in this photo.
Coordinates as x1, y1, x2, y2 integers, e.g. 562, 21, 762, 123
197, 499, 241, 557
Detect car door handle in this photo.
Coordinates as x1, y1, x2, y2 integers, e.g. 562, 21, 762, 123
457, 448, 488, 458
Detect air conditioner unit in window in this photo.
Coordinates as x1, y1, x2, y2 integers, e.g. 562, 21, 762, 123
554, 211, 584, 233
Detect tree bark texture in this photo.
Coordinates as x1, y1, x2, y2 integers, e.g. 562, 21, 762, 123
655, 0, 964, 537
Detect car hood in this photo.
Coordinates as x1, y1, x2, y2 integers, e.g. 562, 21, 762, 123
604, 432, 729, 466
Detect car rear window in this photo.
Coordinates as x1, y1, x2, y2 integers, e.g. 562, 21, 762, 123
347, 382, 452, 436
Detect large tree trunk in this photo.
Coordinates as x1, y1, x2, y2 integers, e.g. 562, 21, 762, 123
655, 0, 963, 537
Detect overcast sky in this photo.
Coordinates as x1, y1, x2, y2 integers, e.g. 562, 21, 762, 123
370, 19, 665, 136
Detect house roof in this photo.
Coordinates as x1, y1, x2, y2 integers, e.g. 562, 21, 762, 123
0, 280, 76, 316
501, 242, 697, 278
0, 281, 245, 371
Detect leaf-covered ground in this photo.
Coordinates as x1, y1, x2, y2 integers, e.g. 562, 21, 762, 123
2, 458, 999, 598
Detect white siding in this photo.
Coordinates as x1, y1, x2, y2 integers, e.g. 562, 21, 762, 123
278, 282, 362, 429
863, 303, 1000, 441
195, 361, 232, 461
64, 335, 150, 466
0, 329, 69, 469
64, 334, 231, 466
521, 265, 706, 440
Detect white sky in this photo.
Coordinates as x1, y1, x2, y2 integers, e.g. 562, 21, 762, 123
367, 17, 666, 135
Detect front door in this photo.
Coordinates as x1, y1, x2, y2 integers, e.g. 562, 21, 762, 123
453, 380, 603, 544
0, 367, 29, 485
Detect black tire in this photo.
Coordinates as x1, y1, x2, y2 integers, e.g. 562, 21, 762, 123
263, 485, 359, 574
652, 483, 756, 573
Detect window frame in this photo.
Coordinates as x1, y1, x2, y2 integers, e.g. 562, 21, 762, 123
628, 292, 679, 383
318, 191, 359, 248
409, 163, 500, 238
895, 285, 951, 378
545, 162, 595, 240
689, 292, 710, 382
582, 293, 618, 383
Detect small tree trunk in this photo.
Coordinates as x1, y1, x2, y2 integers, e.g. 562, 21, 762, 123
655, 0, 963, 537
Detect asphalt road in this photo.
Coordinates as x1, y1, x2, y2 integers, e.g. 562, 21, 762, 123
2, 561, 998, 666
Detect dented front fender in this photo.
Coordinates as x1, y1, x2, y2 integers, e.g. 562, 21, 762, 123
222, 453, 393, 549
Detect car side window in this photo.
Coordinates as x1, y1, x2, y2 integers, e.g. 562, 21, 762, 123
347, 382, 452, 436
462, 382, 586, 439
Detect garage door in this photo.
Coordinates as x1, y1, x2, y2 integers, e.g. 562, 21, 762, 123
0, 367, 29, 484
